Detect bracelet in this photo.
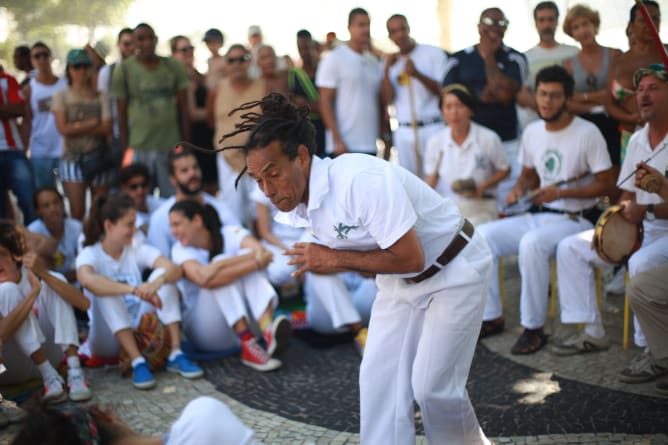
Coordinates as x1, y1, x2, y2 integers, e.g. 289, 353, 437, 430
131, 286, 137, 295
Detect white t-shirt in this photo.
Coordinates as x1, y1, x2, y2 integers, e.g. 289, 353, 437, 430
424, 122, 509, 198
385, 43, 447, 123
275, 154, 462, 279
147, 193, 240, 258
171, 225, 249, 311
316, 45, 383, 154
250, 185, 304, 244
27, 218, 82, 276
16, 266, 67, 304
136, 195, 165, 232
519, 116, 611, 212
28, 76, 67, 158
76, 242, 161, 289
619, 124, 668, 234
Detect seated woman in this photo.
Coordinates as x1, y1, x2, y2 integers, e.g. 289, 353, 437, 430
253, 187, 375, 352
11, 395, 259, 445
76, 193, 202, 390
0, 221, 91, 403
168, 200, 290, 372
27, 187, 82, 282
424, 84, 510, 224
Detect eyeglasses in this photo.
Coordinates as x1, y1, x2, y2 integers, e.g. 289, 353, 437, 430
586, 74, 597, 91
480, 17, 509, 28
227, 55, 250, 64
31, 52, 50, 59
126, 181, 149, 190
177, 45, 194, 53
70, 64, 90, 70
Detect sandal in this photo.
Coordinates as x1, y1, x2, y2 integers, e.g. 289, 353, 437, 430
479, 317, 505, 339
511, 328, 547, 355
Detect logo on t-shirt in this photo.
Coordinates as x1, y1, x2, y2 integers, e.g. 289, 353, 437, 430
333, 223, 359, 240
542, 149, 562, 182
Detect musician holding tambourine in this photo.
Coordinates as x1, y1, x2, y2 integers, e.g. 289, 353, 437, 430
551, 63, 668, 360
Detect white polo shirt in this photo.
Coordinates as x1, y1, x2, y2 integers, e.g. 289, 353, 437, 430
424, 122, 509, 198
147, 193, 240, 258
385, 43, 447, 124
519, 116, 611, 212
316, 45, 383, 155
619, 124, 668, 234
275, 154, 462, 279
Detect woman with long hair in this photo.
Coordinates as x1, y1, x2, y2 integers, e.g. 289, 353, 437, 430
0, 220, 91, 403
76, 193, 202, 389
52, 49, 112, 220
168, 200, 290, 372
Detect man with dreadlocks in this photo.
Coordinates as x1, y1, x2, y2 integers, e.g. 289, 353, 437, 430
229, 93, 492, 444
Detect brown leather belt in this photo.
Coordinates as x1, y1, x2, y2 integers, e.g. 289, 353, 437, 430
406, 219, 474, 284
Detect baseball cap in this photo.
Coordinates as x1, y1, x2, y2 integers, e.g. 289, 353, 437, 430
66, 49, 92, 66
248, 25, 262, 37
633, 63, 667, 88
203, 28, 224, 43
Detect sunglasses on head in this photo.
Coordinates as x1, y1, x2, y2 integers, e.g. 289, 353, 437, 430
480, 17, 509, 28
177, 45, 194, 53
31, 51, 50, 59
227, 55, 250, 64
127, 181, 149, 190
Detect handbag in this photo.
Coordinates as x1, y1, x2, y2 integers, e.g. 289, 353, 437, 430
119, 311, 171, 377
77, 141, 111, 182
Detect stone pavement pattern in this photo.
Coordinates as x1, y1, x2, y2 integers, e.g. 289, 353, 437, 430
0, 259, 666, 444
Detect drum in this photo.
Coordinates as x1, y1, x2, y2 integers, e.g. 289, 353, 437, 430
592, 205, 643, 265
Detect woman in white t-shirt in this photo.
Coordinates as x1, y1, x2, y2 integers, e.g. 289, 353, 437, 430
27, 187, 82, 282
76, 193, 203, 390
424, 84, 511, 225
168, 200, 290, 372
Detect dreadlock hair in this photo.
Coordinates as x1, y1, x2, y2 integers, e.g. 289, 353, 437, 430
0, 220, 26, 267
168, 200, 224, 260
216, 93, 316, 188
82, 193, 135, 247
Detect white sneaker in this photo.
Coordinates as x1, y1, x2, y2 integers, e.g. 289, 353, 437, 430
604, 267, 627, 295
68, 369, 92, 402
43, 374, 67, 404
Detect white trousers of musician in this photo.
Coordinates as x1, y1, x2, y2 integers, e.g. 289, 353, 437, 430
478, 212, 592, 327
0, 281, 79, 384
84, 268, 181, 358
304, 272, 376, 334
360, 231, 491, 445
394, 123, 442, 177
182, 259, 277, 352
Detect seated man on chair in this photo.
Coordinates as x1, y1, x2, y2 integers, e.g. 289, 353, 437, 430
476, 65, 614, 354
551, 64, 668, 357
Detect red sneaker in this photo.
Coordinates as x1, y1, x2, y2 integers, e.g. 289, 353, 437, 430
241, 338, 282, 372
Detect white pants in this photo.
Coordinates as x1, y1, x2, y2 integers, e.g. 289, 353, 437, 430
478, 212, 592, 327
217, 155, 256, 228
304, 272, 376, 334
263, 242, 298, 287
496, 139, 520, 212
166, 396, 259, 445
394, 123, 442, 177
85, 269, 182, 358
0, 281, 78, 384
360, 231, 491, 445
182, 261, 277, 352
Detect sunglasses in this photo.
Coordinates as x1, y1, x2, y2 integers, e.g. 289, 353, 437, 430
177, 45, 194, 53
480, 17, 509, 28
70, 64, 91, 70
227, 55, 250, 64
31, 52, 50, 59
126, 181, 149, 190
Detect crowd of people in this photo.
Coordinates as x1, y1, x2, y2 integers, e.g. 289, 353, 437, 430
0, 1, 667, 443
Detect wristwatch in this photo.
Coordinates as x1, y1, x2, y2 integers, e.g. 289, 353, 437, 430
646, 204, 656, 221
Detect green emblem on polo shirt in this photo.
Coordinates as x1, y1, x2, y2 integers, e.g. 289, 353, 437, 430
333, 223, 359, 240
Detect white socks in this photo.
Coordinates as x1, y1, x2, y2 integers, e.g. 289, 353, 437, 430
131, 356, 147, 368
169, 349, 183, 361
66, 355, 82, 370
37, 361, 59, 382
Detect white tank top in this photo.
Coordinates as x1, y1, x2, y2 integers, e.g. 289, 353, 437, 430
29, 76, 67, 158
